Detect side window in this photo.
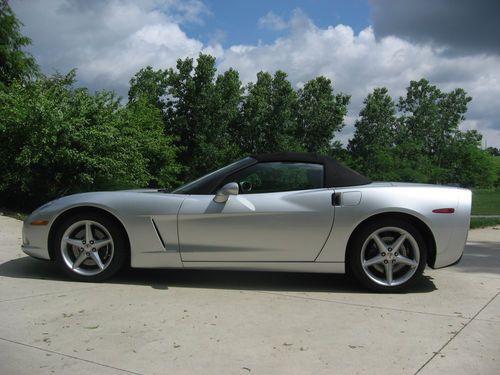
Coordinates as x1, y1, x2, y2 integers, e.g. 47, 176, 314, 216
222, 162, 324, 194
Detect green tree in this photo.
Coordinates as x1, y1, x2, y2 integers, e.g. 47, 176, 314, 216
485, 147, 500, 156
164, 54, 243, 180
165, 55, 207, 177
297, 76, 350, 153
0, 71, 179, 210
348, 87, 397, 179
390, 138, 438, 183
120, 97, 181, 188
240, 70, 300, 154
239, 71, 272, 153
200, 68, 244, 169
397, 79, 472, 182
444, 130, 495, 187
0, 0, 38, 86
269, 71, 300, 151
128, 66, 168, 110
389, 79, 495, 186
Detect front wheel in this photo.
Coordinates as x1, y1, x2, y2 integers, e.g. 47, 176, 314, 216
347, 219, 427, 292
53, 212, 127, 282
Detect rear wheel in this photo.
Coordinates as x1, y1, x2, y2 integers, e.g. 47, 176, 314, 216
54, 212, 127, 282
348, 219, 427, 292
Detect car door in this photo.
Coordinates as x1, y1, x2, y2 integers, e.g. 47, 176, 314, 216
177, 162, 335, 262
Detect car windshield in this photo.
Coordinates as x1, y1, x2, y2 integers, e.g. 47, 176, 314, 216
171, 157, 254, 194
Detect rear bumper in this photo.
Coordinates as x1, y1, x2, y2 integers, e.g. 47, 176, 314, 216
433, 189, 471, 268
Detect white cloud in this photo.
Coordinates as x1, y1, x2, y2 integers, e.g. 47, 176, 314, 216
219, 12, 500, 147
12, 2, 500, 147
166, 0, 211, 24
258, 11, 288, 31
12, 0, 213, 96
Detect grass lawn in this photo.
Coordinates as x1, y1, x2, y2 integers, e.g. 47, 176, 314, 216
470, 217, 500, 229
472, 190, 500, 215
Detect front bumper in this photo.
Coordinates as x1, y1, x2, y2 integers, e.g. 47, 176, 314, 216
21, 244, 50, 260
22, 215, 52, 261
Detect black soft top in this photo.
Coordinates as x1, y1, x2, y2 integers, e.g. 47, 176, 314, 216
253, 152, 371, 188
173, 152, 371, 194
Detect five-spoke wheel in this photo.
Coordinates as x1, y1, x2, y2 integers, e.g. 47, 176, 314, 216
54, 212, 127, 282
61, 220, 114, 276
348, 219, 427, 292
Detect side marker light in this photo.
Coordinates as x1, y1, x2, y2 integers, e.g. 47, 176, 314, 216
31, 220, 49, 225
432, 208, 455, 214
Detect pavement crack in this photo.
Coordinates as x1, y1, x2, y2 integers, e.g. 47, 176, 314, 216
0, 337, 142, 375
257, 290, 473, 320
414, 290, 500, 374
0, 285, 104, 303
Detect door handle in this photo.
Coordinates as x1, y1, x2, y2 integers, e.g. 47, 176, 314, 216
332, 192, 341, 206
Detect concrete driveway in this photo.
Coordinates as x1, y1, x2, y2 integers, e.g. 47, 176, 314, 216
0, 215, 499, 374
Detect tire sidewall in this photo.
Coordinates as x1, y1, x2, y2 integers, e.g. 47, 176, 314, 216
53, 212, 127, 282
348, 218, 427, 293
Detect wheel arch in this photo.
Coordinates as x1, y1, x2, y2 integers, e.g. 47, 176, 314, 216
48, 205, 131, 263
345, 212, 437, 268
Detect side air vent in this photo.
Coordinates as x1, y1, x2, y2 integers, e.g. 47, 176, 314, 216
151, 218, 166, 249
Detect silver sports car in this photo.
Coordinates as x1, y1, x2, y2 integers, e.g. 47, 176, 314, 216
22, 152, 471, 292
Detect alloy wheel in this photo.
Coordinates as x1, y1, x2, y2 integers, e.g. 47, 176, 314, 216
60, 220, 115, 276
360, 226, 420, 287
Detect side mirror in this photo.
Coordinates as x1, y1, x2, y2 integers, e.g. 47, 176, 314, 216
213, 182, 239, 203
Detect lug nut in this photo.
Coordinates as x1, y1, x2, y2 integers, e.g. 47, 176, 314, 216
92, 248, 96, 252
394, 252, 399, 256
82, 240, 86, 245
90, 240, 94, 245
388, 247, 392, 252
392, 259, 396, 263
86, 252, 90, 256
79, 247, 84, 251
384, 260, 388, 264
381, 252, 386, 257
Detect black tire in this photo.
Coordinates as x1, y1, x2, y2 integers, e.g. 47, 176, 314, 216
53, 212, 127, 282
347, 218, 427, 293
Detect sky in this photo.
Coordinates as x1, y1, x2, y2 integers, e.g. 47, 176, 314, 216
11, 0, 500, 148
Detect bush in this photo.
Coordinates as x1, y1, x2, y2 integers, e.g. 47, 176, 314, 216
0, 71, 179, 210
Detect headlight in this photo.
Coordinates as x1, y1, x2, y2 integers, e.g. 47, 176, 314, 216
26, 200, 57, 226
36, 200, 56, 211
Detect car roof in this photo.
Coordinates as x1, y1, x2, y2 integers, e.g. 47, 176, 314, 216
174, 152, 371, 194
252, 151, 327, 163
252, 152, 371, 188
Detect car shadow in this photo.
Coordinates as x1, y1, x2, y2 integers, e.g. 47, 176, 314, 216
453, 241, 500, 276
0, 256, 437, 294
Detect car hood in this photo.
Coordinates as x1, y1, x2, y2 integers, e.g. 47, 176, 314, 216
120, 188, 165, 193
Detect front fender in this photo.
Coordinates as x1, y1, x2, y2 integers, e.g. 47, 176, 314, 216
23, 191, 187, 268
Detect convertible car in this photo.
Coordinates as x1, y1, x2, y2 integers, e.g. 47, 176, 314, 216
22, 152, 471, 292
